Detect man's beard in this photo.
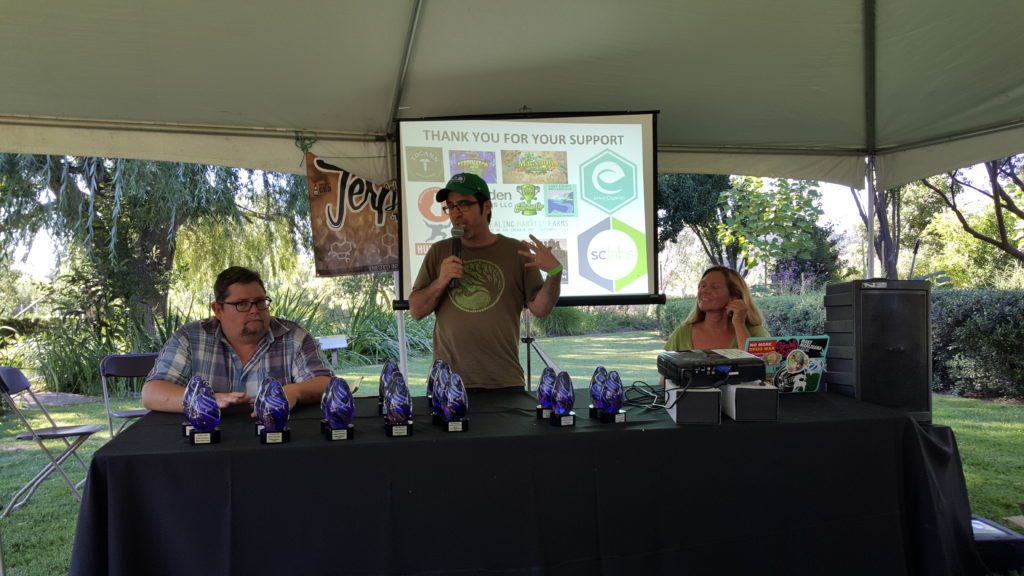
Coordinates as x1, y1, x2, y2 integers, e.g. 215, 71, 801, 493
241, 320, 268, 339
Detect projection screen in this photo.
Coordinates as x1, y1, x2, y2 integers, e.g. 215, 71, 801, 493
396, 111, 663, 306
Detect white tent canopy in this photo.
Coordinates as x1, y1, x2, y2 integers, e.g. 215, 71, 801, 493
3, 0, 1024, 190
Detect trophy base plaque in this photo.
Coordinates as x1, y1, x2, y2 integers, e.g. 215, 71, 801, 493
599, 408, 627, 424
182, 422, 194, 437
442, 418, 469, 433
189, 427, 220, 445
535, 405, 552, 420
550, 411, 576, 427
259, 427, 291, 444
385, 420, 414, 437
324, 424, 355, 441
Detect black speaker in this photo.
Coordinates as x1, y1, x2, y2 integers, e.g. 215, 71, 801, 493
824, 279, 932, 423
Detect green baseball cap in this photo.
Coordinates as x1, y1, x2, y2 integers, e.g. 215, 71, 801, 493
435, 173, 491, 202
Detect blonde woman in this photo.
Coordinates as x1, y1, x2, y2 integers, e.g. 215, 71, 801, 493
665, 266, 769, 351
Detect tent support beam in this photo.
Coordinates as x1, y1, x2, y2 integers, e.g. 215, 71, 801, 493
388, 0, 426, 135
0, 115, 383, 142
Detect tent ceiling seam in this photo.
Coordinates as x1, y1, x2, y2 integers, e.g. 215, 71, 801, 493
657, 145, 865, 157
0, 115, 385, 143
873, 118, 1024, 156
863, 0, 877, 156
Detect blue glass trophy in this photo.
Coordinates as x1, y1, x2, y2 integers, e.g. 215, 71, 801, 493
181, 375, 203, 437
427, 359, 445, 402
323, 376, 356, 441
384, 371, 413, 437
431, 363, 451, 426
378, 358, 398, 416
255, 378, 291, 444
588, 366, 609, 418
550, 371, 576, 427
440, 372, 469, 433
185, 376, 221, 444
427, 359, 448, 423
319, 378, 334, 435
599, 370, 627, 423
536, 366, 556, 419
253, 376, 269, 436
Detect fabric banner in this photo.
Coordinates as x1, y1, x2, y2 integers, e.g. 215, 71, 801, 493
306, 153, 400, 277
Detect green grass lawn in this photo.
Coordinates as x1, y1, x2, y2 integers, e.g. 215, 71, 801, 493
2, 330, 1023, 575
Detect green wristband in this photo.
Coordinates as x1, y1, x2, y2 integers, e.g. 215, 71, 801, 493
546, 264, 563, 276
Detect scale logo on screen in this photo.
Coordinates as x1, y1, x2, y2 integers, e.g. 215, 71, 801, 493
577, 217, 647, 291
580, 150, 637, 214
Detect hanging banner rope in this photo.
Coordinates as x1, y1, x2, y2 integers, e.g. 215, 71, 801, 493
305, 152, 400, 276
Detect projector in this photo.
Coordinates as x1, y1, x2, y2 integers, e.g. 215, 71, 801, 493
658, 350, 766, 388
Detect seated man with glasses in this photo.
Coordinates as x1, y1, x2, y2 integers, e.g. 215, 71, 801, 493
142, 266, 332, 412
410, 173, 562, 390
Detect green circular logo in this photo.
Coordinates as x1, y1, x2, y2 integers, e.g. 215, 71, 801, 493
449, 260, 505, 312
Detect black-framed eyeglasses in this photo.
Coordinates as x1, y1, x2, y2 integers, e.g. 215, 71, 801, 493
442, 200, 479, 215
218, 297, 272, 312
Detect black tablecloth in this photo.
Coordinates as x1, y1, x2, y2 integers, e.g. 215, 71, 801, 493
69, 390, 987, 576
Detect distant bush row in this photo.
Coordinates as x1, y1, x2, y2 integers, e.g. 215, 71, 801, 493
0, 316, 55, 346
7, 289, 1021, 400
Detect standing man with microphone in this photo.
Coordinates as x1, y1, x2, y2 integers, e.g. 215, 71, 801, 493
409, 173, 562, 390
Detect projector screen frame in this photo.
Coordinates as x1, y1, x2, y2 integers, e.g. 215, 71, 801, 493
393, 110, 666, 308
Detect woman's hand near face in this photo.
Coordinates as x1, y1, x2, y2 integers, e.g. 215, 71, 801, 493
725, 297, 748, 327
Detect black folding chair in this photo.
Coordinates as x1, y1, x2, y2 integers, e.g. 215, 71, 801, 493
100, 353, 157, 437
0, 366, 104, 519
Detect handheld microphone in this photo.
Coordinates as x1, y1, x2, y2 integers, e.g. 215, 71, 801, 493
449, 227, 464, 289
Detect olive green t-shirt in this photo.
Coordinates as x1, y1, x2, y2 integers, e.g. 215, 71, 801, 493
413, 234, 544, 388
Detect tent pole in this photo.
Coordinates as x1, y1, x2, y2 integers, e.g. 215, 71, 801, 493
863, 0, 877, 279
394, 271, 410, 380
383, 129, 411, 380
866, 156, 876, 278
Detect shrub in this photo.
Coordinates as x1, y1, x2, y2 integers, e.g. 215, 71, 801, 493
757, 295, 826, 336
0, 317, 56, 345
534, 307, 585, 336
657, 297, 694, 337
658, 294, 825, 339
578, 304, 659, 333
931, 290, 1024, 399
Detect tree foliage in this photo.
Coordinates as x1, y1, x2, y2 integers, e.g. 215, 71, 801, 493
657, 173, 833, 278
656, 173, 730, 254
719, 177, 825, 275
854, 155, 1024, 280
915, 210, 1019, 287
770, 223, 847, 292
918, 156, 1024, 262
850, 181, 946, 280
0, 155, 312, 321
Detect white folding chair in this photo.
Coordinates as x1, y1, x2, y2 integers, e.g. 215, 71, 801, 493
0, 366, 104, 519
99, 353, 157, 437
